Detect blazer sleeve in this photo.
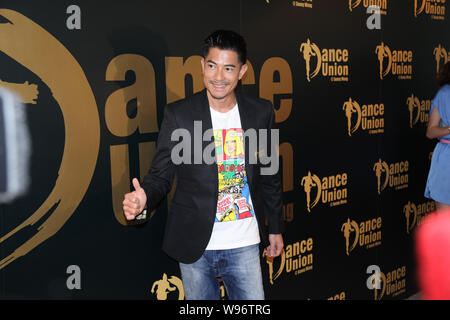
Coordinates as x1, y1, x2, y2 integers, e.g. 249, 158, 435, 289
259, 101, 285, 234
141, 104, 178, 213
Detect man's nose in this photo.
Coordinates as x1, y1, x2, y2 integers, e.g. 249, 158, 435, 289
214, 68, 225, 81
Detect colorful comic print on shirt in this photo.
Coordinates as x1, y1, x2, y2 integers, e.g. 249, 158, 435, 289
214, 128, 255, 223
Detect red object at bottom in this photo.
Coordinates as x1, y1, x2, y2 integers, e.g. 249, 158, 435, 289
415, 209, 450, 300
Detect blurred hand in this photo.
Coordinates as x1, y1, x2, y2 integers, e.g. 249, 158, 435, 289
123, 178, 147, 220
263, 234, 284, 257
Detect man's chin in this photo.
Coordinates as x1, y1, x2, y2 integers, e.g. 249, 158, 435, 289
207, 90, 229, 100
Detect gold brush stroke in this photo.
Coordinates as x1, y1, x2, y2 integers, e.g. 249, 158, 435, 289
0, 9, 100, 269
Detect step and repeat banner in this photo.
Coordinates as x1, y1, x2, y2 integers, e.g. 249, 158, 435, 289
0, 0, 447, 299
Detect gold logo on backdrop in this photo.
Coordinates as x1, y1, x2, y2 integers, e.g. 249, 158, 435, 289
328, 291, 346, 300
341, 217, 382, 255
375, 42, 413, 80
299, 38, 349, 82
151, 273, 184, 300
406, 94, 421, 128
434, 44, 450, 74
300, 39, 321, 82
0, 9, 100, 269
292, 0, 313, 8
341, 218, 360, 255
371, 267, 406, 300
375, 42, 391, 79
267, 0, 313, 9
372, 271, 387, 300
414, 0, 446, 20
342, 98, 384, 136
373, 159, 389, 194
0, 80, 38, 104
301, 171, 348, 211
349, 0, 362, 11
406, 94, 431, 128
403, 201, 417, 235
264, 250, 286, 285
404, 200, 435, 234
343, 98, 361, 136
349, 0, 388, 14
264, 238, 313, 284
373, 159, 409, 194
300, 171, 321, 212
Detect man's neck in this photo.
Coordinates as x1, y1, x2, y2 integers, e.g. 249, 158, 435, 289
207, 91, 237, 113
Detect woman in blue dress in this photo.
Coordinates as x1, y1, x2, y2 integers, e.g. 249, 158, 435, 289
425, 61, 450, 210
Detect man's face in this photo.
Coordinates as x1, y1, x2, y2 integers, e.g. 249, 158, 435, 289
201, 47, 248, 101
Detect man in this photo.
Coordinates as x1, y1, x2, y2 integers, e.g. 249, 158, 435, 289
122, 30, 284, 300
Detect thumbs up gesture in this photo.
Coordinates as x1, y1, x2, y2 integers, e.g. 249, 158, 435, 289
123, 178, 148, 221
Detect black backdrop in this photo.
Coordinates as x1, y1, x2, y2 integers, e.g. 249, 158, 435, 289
0, 0, 448, 300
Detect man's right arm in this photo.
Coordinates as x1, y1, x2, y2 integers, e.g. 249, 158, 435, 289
123, 104, 178, 220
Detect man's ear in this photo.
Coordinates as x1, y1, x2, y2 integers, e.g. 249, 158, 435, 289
200, 57, 205, 73
238, 63, 248, 80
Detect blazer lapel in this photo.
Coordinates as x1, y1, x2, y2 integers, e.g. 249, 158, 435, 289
195, 90, 218, 189
194, 89, 213, 134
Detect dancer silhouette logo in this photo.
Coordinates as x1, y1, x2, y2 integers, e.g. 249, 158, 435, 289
406, 94, 431, 128
300, 171, 348, 212
367, 265, 406, 300
263, 238, 313, 285
434, 44, 450, 74
341, 217, 382, 256
373, 159, 389, 194
151, 273, 184, 300
375, 42, 413, 80
342, 98, 384, 136
299, 38, 349, 82
341, 218, 360, 256
373, 159, 409, 194
403, 200, 435, 234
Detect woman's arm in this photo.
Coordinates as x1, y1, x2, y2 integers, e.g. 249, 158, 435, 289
426, 106, 450, 139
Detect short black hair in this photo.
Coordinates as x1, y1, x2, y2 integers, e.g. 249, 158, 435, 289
202, 30, 247, 65
438, 61, 450, 87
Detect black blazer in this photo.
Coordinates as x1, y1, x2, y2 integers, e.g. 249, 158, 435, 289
141, 89, 284, 264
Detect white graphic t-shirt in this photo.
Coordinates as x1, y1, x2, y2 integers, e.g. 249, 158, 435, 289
205, 104, 260, 250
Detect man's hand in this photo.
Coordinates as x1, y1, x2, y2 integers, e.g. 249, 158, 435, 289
123, 178, 147, 221
263, 234, 284, 257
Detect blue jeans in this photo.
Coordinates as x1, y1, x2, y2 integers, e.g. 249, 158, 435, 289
179, 244, 265, 300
